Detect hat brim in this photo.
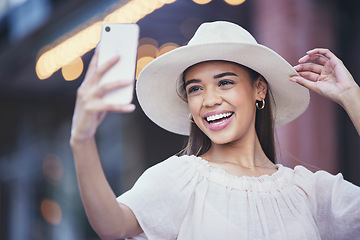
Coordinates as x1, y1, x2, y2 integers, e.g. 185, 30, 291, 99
136, 42, 310, 135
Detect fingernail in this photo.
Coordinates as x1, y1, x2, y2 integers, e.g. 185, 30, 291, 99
289, 78, 297, 83
298, 56, 306, 62
129, 104, 136, 111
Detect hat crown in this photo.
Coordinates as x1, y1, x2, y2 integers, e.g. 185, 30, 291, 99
188, 21, 257, 46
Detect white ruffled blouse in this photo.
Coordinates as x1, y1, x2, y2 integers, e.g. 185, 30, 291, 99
117, 155, 360, 240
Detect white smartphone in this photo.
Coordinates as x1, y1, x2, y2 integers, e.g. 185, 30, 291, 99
97, 23, 140, 105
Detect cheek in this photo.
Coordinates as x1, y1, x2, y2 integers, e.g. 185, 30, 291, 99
187, 97, 202, 114
225, 90, 257, 115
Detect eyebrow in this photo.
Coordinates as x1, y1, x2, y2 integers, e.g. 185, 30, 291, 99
184, 72, 238, 87
184, 79, 201, 87
214, 72, 238, 79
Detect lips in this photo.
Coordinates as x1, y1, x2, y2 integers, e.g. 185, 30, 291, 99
203, 111, 234, 131
205, 112, 233, 123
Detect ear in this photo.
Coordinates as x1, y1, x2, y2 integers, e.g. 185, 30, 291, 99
255, 76, 267, 100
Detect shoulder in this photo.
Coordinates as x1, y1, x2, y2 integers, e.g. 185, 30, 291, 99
118, 155, 200, 201
117, 155, 200, 239
135, 155, 200, 188
284, 164, 359, 199
284, 164, 338, 187
291, 165, 347, 186
288, 166, 360, 239
144, 154, 196, 174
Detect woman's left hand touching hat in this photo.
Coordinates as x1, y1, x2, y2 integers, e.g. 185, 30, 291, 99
291, 48, 358, 106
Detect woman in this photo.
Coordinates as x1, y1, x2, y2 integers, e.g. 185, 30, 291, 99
70, 21, 360, 239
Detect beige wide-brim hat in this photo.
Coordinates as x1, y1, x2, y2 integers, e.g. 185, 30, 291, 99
136, 21, 309, 136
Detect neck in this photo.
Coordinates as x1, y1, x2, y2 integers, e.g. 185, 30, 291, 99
202, 134, 270, 168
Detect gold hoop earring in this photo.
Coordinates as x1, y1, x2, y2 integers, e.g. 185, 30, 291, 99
189, 113, 195, 123
256, 99, 265, 110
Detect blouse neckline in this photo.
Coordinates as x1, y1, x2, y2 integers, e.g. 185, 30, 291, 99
188, 155, 290, 191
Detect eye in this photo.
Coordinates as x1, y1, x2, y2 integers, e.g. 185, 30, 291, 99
218, 80, 234, 87
187, 85, 201, 94
187, 85, 202, 94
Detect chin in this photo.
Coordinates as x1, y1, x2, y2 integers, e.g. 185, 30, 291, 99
207, 134, 237, 146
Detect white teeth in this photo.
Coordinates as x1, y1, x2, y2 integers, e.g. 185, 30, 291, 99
206, 112, 232, 122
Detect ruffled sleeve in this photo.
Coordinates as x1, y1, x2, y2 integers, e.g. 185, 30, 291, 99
293, 165, 360, 240
116, 155, 199, 239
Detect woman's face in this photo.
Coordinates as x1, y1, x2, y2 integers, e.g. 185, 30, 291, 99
184, 61, 266, 145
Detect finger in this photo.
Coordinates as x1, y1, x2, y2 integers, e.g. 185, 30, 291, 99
305, 48, 338, 61
91, 55, 121, 85
106, 103, 136, 113
294, 63, 323, 75
289, 76, 318, 92
94, 80, 133, 98
89, 102, 136, 113
296, 71, 320, 82
80, 49, 100, 87
298, 53, 329, 65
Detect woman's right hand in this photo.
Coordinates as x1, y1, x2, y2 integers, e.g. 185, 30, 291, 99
70, 48, 136, 143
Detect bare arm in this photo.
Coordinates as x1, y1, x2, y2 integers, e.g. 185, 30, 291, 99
70, 49, 142, 239
291, 48, 360, 135
337, 86, 360, 135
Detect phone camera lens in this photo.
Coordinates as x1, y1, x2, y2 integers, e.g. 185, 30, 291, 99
105, 26, 111, 32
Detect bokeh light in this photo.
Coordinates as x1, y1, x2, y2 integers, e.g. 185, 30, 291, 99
224, 0, 246, 5
40, 199, 62, 225
158, 42, 179, 55
192, 0, 212, 4
139, 37, 158, 48
137, 44, 159, 59
136, 56, 155, 79
36, 21, 102, 80
36, 0, 177, 80
61, 57, 84, 81
135, 38, 180, 78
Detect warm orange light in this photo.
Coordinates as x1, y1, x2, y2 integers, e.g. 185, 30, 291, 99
192, 0, 212, 4
41, 199, 62, 225
136, 56, 155, 79
138, 44, 159, 59
36, 21, 102, 80
36, 0, 177, 80
61, 57, 84, 81
36, 51, 56, 79
224, 0, 246, 5
139, 37, 158, 48
158, 42, 179, 56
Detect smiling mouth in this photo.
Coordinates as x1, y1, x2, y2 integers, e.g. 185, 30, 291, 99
205, 112, 234, 124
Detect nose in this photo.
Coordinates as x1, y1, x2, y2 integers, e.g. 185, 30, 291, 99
202, 88, 222, 108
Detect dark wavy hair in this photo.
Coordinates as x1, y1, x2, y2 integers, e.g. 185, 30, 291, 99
177, 61, 276, 164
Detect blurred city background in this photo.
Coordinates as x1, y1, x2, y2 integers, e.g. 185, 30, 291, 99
0, 0, 359, 239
